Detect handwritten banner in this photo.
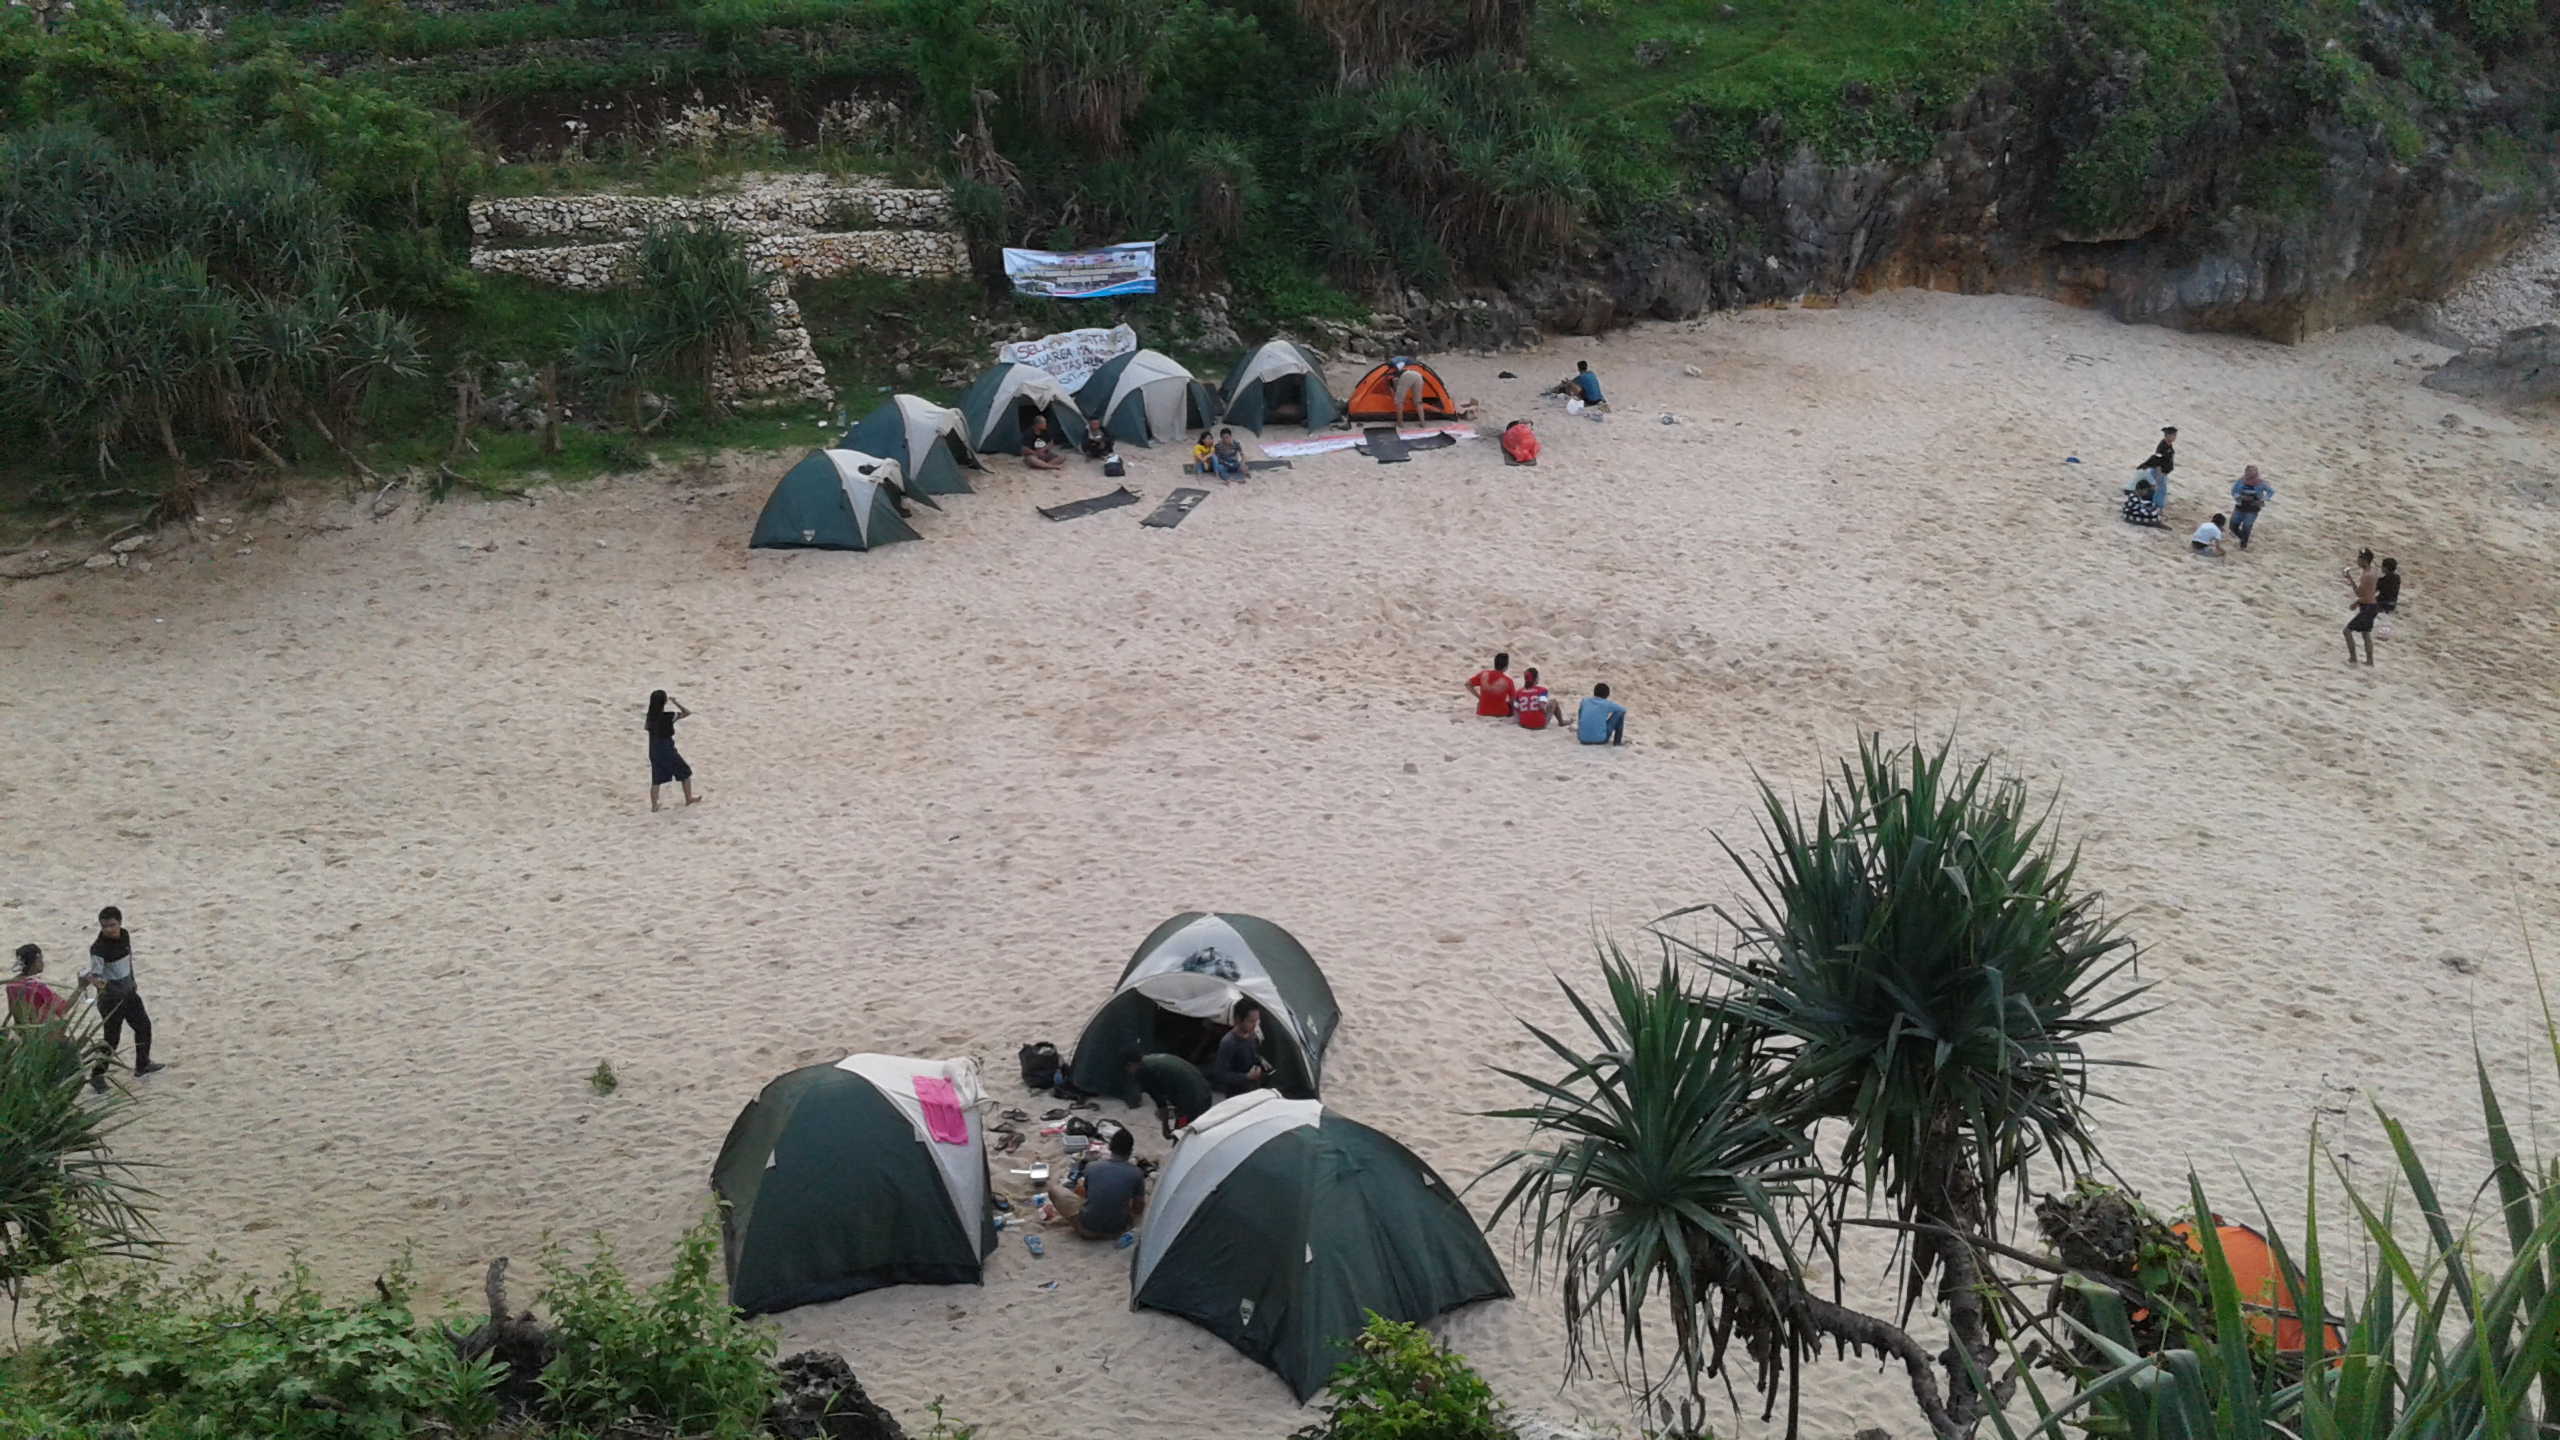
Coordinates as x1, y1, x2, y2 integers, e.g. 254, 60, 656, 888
996, 324, 1137, 392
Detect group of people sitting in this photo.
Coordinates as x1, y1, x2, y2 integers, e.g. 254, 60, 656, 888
1039, 1000, 1284, 1242
1191, 428, 1249, 482
2118, 425, 2278, 555
1467, 652, 1626, 745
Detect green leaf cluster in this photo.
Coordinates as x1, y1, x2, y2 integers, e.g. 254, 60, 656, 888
537, 1218, 781, 1437
1295, 1315, 1512, 1440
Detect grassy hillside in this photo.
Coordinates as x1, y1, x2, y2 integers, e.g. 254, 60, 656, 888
0, 0, 2551, 528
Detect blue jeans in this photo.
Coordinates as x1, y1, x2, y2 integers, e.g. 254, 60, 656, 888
2131, 468, 2167, 508
1581, 713, 1623, 745
1210, 455, 1242, 481
2230, 508, 2259, 546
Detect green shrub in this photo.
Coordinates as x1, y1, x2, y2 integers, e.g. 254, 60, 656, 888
1293, 1315, 1510, 1440
1, 1010, 153, 1297
538, 1216, 780, 1438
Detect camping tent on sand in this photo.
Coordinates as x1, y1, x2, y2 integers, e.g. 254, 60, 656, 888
955, 361, 1082, 455
710, 1054, 998, 1316
1076, 349, 1219, 447
1068, 912, 1340, 1106
841, 394, 983, 497
1341, 359, 1458, 422
1131, 1091, 1511, 1401
1220, 341, 1339, 433
748, 449, 921, 551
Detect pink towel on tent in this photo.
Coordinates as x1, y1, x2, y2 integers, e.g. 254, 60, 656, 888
913, 1076, 969, 1145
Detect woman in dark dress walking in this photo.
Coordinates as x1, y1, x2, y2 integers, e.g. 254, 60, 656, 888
647, 690, 699, 811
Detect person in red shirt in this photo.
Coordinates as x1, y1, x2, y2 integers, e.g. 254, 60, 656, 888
1513, 667, 1563, 729
1467, 652, 1516, 717
8, 943, 69, 1022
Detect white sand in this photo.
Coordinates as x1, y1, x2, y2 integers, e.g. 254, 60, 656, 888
5, 290, 2557, 1439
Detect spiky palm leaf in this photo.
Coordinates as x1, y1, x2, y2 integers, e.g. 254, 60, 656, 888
1482, 945, 1823, 1400
1, 1010, 157, 1294
1668, 736, 2150, 1230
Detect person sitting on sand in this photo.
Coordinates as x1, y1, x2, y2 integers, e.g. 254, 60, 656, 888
1577, 683, 1626, 746
1081, 415, 1112, 461
8, 944, 67, 1023
1043, 1126, 1148, 1241
2192, 513, 2227, 556
2228, 466, 2273, 549
1467, 653, 1516, 717
1125, 1044, 1213, 1137
2377, 557, 2401, 613
2121, 478, 2163, 527
2128, 425, 2176, 510
1553, 360, 1607, 411
1023, 415, 1065, 471
1192, 431, 1215, 474
1513, 667, 1563, 730
1207, 1000, 1272, 1096
1211, 428, 1246, 483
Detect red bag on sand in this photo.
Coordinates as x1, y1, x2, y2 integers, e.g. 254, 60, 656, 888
1502, 422, 1539, 465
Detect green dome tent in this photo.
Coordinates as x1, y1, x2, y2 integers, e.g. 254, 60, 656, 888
955, 362, 1082, 454
1219, 341, 1339, 434
1130, 1092, 1511, 1401
711, 1055, 998, 1316
1068, 913, 1340, 1107
748, 449, 922, 551
1075, 349, 1218, 447
841, 395, 983, 497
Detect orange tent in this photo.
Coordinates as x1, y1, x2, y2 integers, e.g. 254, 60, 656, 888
2173, 1218, 2344, 1354
1342, 361, 1458, 422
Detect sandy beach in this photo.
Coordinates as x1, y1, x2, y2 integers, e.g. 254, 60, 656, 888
5, 288, 2556, 1438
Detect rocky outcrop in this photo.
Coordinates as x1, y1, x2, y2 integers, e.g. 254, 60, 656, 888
768, 1350, 906, 1440
468, 230, 969, 291
468, 176, 950, 239
2424, 324, 2560, 408
1685, 84, 2551, 343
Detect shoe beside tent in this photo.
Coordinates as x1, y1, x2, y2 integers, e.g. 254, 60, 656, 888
749, 449, 922, 551
1068, 913, 1340, 1106
1131, 1092, 1511, 1401
711, 1054, 998, 1316
1076, 349, 1218, 447
955, 362, 1083, 455
1220, 341, 1338, 433
1342, 359, 1457, 422
841, 395, 983, 497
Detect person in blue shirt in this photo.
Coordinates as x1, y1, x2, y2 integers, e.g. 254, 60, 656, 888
1554, 360, 1606, 410
2227, 466, 2273, 549
1576, 683, 1626, 745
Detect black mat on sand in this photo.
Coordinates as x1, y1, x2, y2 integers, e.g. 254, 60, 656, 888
1245, 459, 1293, 471
1038, 486, 1141, 521
1360, 427, 1410, 463
1141, 487, 1209, 529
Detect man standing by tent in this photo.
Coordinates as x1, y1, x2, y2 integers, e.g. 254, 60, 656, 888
1044, 1127, 1148, 1241
1207, 1001, 1272, 1096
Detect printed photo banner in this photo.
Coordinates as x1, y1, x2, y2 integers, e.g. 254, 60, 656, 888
997, 323, 1137, 392
1001, 242, 1158, 300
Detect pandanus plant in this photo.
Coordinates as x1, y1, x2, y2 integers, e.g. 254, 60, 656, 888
1488, 737, 2151, 1439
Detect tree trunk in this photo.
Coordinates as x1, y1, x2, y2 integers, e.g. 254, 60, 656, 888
299, 395, 379, 482
449, 369, 479, 458
541, 363, 562, 455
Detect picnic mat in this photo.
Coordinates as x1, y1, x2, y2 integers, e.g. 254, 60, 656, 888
1245, 459, 1293, 472
1140, 488, 1209, 529
1362, 427, 1412, 464
1037, 486, 1141, 522
1258, 424, 1475, 459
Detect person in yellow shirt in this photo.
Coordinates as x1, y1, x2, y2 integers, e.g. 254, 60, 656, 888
1191, 431, 1214, 474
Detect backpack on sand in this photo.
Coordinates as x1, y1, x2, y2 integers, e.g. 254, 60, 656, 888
1018, 1042, 1063, 1089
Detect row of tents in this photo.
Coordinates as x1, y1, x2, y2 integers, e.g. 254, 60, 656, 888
710, 912, 1508, 1402
748, 345, 1464, 553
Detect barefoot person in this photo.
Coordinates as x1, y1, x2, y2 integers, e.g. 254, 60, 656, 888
78, 907, 161, 1090
2228, 466, 2273, 548
1513, 667, 1563, 729
2127, 426, 2176, 511
646, 690, 699, 811
2344, 549, 2379, 665
1023, 415, 1066, 471
1389, 359, 1426, 428
1042, 1127, 1148, 1241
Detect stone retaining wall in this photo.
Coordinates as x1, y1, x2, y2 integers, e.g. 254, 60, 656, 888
469, 178, 950, 240
467, 229, 968, 290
